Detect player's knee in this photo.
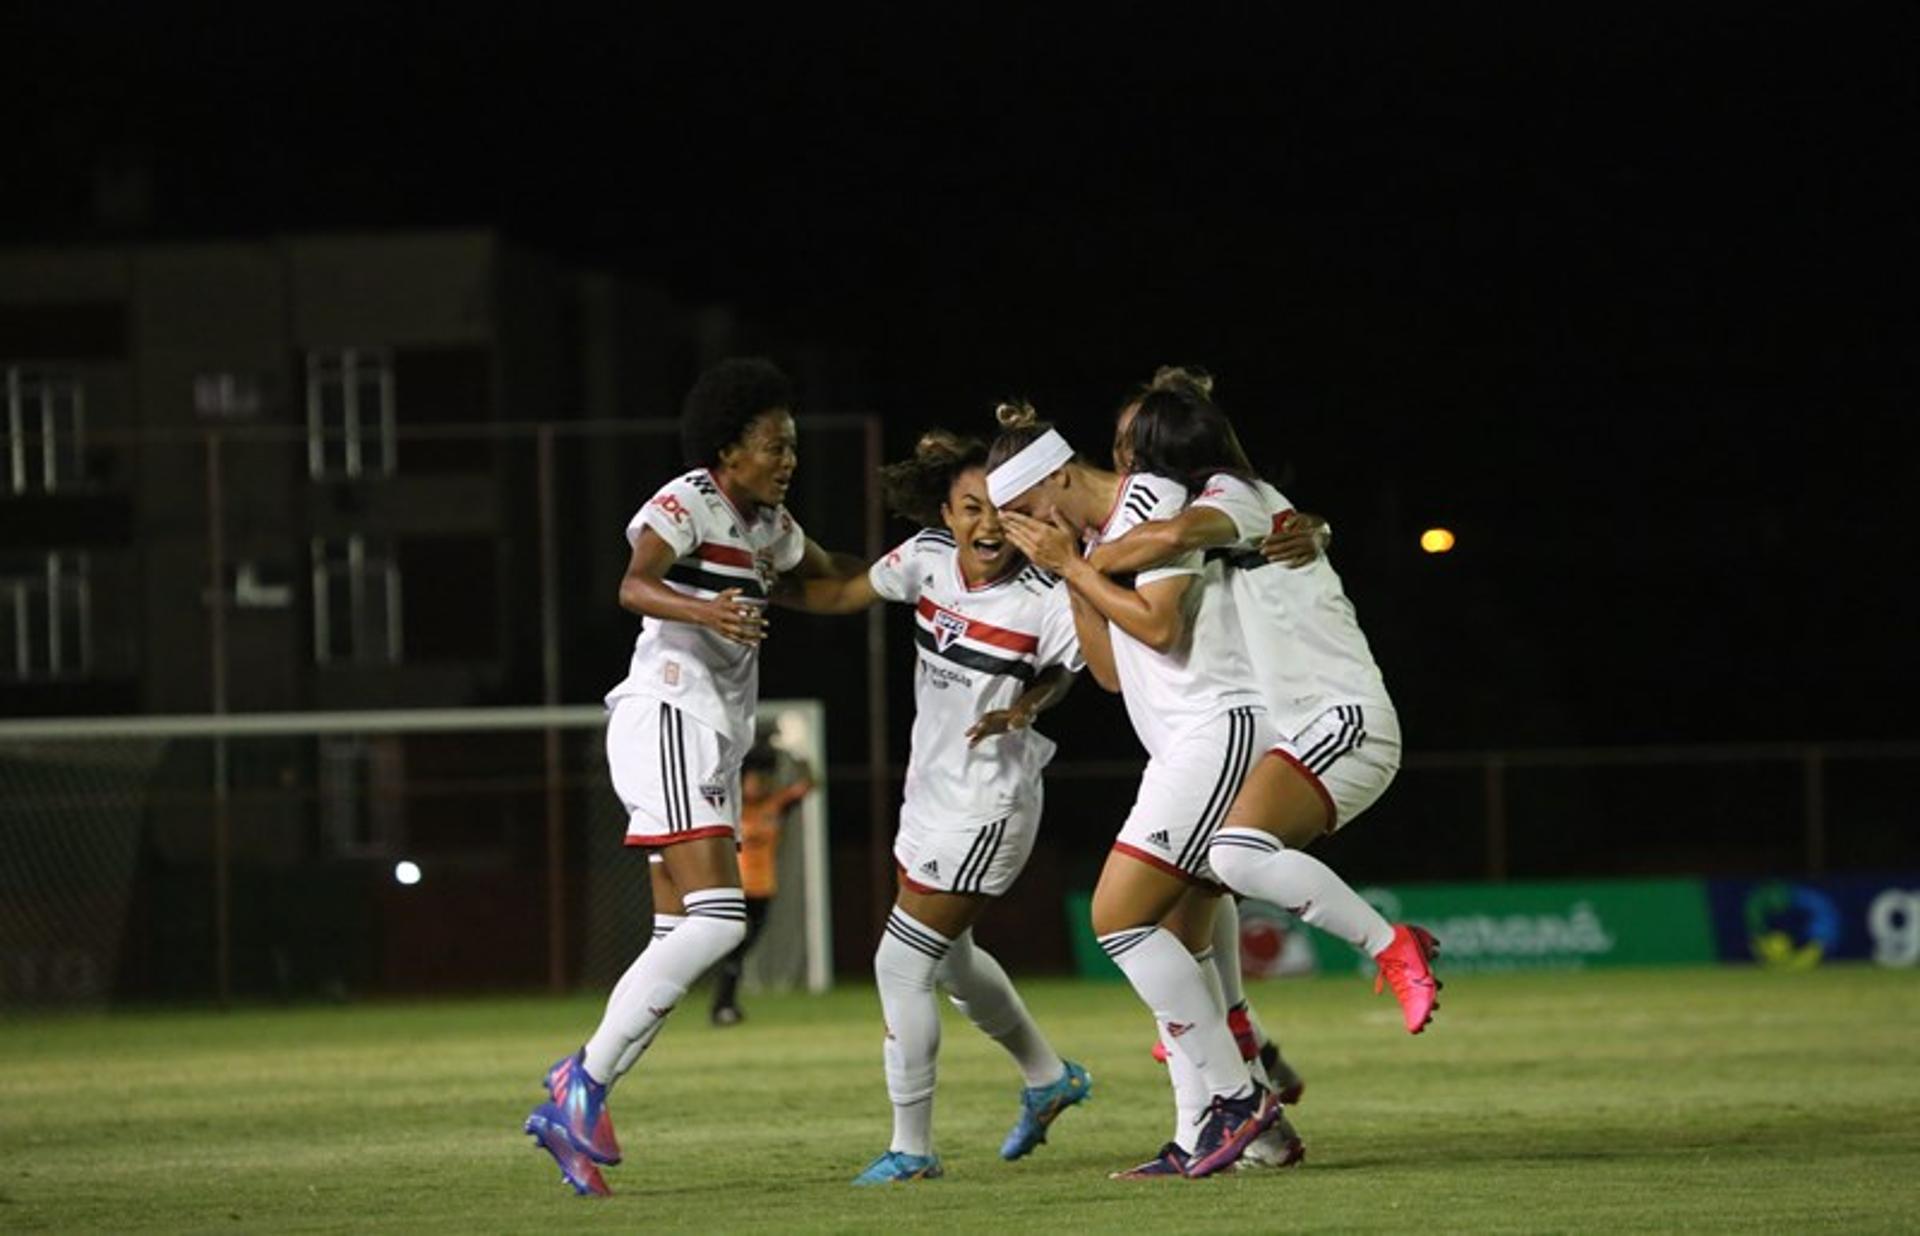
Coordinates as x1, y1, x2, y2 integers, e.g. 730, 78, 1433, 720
1208, 827, 1283, 893
874, 927, 942, 992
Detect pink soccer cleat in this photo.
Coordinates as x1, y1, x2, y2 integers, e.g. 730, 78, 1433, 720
1373, 924, 1442, 1034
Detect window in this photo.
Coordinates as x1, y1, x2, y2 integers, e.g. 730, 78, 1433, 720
0, 552, 91, 681
306, 349, 393, 480
317, 734, 406, 856
4, 367, 85, 494
311, 536, 401, 664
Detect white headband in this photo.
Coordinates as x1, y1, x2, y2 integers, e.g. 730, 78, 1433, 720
987, 429, 1075, 506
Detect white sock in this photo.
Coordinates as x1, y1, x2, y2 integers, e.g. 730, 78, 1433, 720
607, 913, 686, 1080
1097, 926, 1250, 1099
1167, 1034, 1210, 1153
937, 930, 1065, 1088
1209, 828, 1395, 956
876, 907, 950, 1157
582, 891, 746, 1084
1209, 897, 1275, 1058
1210, 898, 1247, 1010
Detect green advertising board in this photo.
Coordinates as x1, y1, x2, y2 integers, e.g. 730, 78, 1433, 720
1066, 878, 1717, 980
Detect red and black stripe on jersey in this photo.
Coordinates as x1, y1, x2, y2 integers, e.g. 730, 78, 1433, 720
664, 542, 767, 598
913, 595, 1040, 681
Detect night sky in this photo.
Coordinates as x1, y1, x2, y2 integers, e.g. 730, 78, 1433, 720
8, 8, 1913, 747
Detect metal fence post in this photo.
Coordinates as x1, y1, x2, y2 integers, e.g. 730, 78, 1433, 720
537, 426, 567, 992
1484, 752, 1508, 882
864, 416, 891, 943
205, 431, 233, 1007
1803, 746, 1826, 876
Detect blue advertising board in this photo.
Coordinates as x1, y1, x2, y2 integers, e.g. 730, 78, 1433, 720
1706, 875, 1920, 969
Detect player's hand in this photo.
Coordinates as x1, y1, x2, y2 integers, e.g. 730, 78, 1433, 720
1001, 510, 1078, 573
699, 588, 768, 646
966, 706, 1033, 747
1261, 512, 1330, 568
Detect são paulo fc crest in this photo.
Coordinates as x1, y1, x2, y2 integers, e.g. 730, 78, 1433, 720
932, 609, 970, 652
699, 780, 728, 810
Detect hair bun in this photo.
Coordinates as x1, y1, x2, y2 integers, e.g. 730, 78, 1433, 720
915, 429, 966, 460
1149, 366, 1214, 397
995, 399, 1039, 430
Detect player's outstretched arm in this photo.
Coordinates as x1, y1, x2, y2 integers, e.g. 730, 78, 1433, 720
966, 665, 1077, 746
770, 537, 878, 614
1086, 506, 1238, 575
619, 526, 767, 645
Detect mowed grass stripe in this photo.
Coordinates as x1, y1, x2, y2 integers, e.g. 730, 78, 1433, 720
2, 967, 1916, 1233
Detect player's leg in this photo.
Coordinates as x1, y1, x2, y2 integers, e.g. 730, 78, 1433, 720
711, 895, 769, 1026
527, 701, 746, 1195
855, 881, 980, 1183
1093, 851, 1271, 1178
1197, 895, 1304, 1103
1207, 705, 1439, 1033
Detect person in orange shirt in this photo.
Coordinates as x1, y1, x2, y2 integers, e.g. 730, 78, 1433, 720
712, 739, 812, 1025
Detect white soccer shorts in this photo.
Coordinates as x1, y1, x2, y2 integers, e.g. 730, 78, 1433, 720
607, 696, 743, 848
1113, 704, 1277, 886
894, 793, 1042, 899
1269, 702, 1401, 832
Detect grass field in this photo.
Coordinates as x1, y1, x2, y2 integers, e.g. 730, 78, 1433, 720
3, 966, 1917, 1233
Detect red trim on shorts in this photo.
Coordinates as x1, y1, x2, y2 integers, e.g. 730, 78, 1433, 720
625, 825, 735, 848
695, 542, 755, 569
1111, 842, 1216, 888
1265, 747, 1338, 836
913, 596, 1039, 654
895, 862, 942, 896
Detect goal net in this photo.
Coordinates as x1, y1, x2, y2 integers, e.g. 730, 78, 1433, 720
0, 702, 831, 1006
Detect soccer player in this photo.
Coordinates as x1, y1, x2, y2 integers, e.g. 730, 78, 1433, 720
1091, 369, 1438, 1039
524, 358, 863, 1197
987, 405, 1280, 1179
782, 428, 1092, 1184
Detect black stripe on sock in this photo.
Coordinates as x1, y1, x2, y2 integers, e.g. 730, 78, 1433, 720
885, 920, 949, 961
886, 911, 953, 957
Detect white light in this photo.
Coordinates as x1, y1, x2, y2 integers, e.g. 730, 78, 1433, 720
394, 860, 422, 886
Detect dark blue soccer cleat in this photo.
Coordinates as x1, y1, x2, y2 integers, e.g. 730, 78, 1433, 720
999, 1060, 1093, 1160
1109, 1142, 1191, 1179
1184, 1083, 1279, 1178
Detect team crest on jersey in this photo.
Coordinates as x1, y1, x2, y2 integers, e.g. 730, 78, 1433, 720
699, 780, 727, 809
932, 609, 970, 652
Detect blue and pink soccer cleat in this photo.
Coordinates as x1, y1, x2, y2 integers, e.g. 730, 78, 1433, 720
540, 1050, 622, 1164
1184, 1084, 1280, 1178
524, 1103, 612, 1197
1109, 1142, 1191, 1179
1000, 1060, 1093, 1160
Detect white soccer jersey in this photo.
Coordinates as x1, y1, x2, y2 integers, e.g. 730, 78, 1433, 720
605, 468, 806, 747
1193, 473, 1392, 735
869, 528, 1084, 827
1092, 474, 1265, 759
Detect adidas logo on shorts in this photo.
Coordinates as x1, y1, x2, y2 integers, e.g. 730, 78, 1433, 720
1147, 830, 1172, 849
920, 859, 940, 876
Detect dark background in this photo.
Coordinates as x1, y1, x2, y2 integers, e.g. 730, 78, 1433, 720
6, 8, 1913, 741
5, 6, 1916, 997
